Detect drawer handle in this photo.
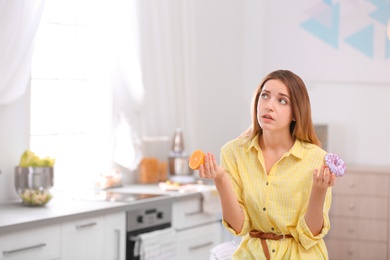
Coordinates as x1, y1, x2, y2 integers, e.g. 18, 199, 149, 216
76, 222, 97, 229
115, 229, 120, 260
188, 241, 214, 251
348, 181, 356, 188
348, 203, 355, 210
3, 243, 46, 255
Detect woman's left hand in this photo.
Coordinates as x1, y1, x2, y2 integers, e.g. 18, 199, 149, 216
312, 165, 336, 191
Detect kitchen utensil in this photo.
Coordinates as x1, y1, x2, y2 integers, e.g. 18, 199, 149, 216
14, 166, 54, 206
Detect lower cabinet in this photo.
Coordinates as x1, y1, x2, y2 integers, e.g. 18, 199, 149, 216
176, 222, 221, 259
104, 212, 126, 260
326, 239, 387, 260
324, 167, 389, 260
173, 195, 222, 259
0, 211, 126, 260
1, 194, 223, 260
61, 216, 105, 260
61, 212, 126, 260
0, 224, 61, 260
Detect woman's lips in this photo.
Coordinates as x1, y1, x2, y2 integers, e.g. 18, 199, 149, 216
262, 114, 274, 121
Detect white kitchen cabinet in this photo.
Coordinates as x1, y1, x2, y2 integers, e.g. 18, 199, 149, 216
61, 216, 105, 260
324, 168, 389, 260
0, 224, 60, 260
176, 222, 221, 259
172, 195, 221, 230
173, 196, 222, 259
0, 211, 126, 260
104, 212, 126, 260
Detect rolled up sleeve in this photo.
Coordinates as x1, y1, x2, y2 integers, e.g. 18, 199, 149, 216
294, 188, 332, 250
220, 145, 251, 236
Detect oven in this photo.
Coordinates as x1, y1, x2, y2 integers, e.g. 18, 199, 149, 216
126, 200, 172, 260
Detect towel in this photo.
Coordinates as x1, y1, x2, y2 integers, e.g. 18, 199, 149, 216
209, 241, 238, 260
134, 227, 177, 260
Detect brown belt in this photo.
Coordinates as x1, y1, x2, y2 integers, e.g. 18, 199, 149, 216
249, 230, 293, 260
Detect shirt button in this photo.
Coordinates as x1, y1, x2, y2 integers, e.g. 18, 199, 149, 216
263, 207, 266, 211
271, 227, 275, 231
272, 249, 275, 253
266, 182, 269, 185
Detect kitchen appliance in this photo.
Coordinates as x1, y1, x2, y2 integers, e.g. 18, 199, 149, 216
170, 128, 185, 153
14, 166, 54, 206
168, 128, 194, 181
126, 200, 172, 260
168, 157, 193, 176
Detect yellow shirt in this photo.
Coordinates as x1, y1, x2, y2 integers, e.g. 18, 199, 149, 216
221, 135, 331, 260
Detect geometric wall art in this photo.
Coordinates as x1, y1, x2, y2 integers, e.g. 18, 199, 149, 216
300, 0, 389, 59
264, 0, 390, 83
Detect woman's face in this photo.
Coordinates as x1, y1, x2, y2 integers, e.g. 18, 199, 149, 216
257, 79, 294, 133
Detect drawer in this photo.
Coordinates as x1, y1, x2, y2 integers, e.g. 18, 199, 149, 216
330, 195, 387, 219
176, 222, 222, 260
61, 216, 105, 260
332, 174, 388, 196
0, 224, 60, 260
325, 238, 387, 260
172, 196, 220, 230
327, 217, 387, 241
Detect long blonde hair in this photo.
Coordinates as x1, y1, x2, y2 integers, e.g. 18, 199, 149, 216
241, 70, 321, 146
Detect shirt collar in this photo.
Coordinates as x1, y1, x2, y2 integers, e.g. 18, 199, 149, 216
246, 134, 304, 159
246, 134, 260, 152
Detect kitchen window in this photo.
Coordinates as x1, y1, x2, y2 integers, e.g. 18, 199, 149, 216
30, 0, 141, 191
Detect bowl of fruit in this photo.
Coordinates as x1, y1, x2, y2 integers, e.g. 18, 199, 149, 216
15, 150, 55, 206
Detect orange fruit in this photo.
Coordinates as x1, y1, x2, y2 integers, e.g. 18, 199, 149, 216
189, 150, 205, 170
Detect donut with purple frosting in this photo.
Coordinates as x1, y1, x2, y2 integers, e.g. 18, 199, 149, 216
324, 153, 346, 177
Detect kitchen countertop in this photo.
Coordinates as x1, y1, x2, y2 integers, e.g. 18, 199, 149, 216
0, 184, 207, 235
3, 166, 388, 235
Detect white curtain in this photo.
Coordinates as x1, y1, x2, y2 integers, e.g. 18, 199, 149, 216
0, 0, 45, 105
135, 0, 198, 153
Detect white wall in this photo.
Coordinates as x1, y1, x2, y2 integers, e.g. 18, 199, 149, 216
192, 0, 265, 157
308, 82, 390, 167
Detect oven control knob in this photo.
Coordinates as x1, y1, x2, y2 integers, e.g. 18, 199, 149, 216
137, 216, 143, 223
157, 212, 163, 219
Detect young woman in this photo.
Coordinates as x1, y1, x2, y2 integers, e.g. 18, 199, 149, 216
199, 70, 335, 259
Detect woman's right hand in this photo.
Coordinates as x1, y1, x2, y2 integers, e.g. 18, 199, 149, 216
198, 152, 225, 181
198, 152, 244, 233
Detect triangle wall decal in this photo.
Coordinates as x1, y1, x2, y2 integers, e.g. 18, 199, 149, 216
300, 3, 340, 48
344, 24, 374, 58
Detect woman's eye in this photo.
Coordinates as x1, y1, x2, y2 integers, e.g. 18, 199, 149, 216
260, 93, 268, 99
280, 99, 287, 105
